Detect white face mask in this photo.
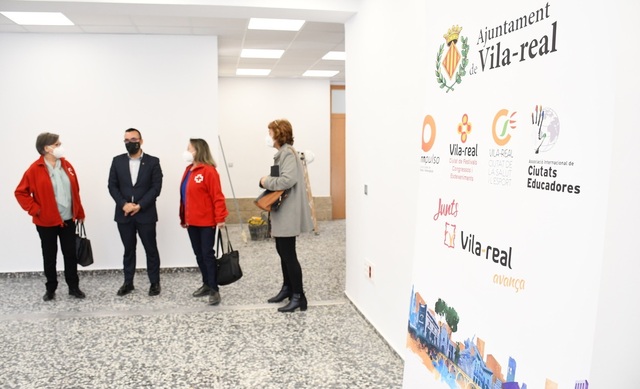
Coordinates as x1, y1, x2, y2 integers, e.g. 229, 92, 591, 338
49, 145, 65, 159
182, 150, 194, 163
265, 134, 275, 148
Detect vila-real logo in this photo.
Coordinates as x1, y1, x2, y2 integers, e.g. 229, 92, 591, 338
457, 113, 472, 143
433, 198, 459, 249
433, 198, 513, 269
488, 109, 516, 187
449, 113, 478, 182
492, 109, 517, 147
444, 222, 456, 248
435, 25, 469, 93
460, 230, 513, 269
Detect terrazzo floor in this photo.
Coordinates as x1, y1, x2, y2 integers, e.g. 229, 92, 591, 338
0, 220, 404, 389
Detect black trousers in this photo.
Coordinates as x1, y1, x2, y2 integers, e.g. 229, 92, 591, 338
117, 220, 160, 285
36, 220, 79, 292
187, 226, 218, 292
275, 237, 304, 294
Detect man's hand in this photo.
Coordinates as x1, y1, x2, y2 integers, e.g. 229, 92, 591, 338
130, 204, 141, 216
122, 202, 138, 216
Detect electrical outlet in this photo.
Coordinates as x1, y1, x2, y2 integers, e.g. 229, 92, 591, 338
364, 184, 368, 195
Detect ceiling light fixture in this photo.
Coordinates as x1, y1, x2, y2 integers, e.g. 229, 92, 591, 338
322, 51, 346, 61
248, 18, 305, 31
236, 69, 271, 76
1, 11, 73, 26
303, 70, 339, 78
241, 49, 284, 59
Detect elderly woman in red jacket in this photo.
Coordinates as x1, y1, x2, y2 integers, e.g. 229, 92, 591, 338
180, 138, 229, 306
15, 132, 86, 301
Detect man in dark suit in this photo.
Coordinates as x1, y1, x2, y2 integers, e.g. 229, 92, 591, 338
108, 128, 163, 296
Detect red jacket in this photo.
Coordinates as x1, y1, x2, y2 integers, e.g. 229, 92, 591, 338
15, 156, 85, 227
179, 164, 228, 227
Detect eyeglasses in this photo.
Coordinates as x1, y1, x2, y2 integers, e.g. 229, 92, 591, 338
124, 138, 140, 144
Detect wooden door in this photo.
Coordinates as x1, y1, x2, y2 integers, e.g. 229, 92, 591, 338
330, 86, 346, 219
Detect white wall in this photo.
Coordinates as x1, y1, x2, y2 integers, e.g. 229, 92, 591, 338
344, 0, 427, 355
590, 2, 640, 386
0, 33, 218, 272
345, 0, 640, 384
217, 77, 330, 200
0, 35, 332, 274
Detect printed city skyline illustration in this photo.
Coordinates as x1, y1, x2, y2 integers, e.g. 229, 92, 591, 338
406, 286, 588, 389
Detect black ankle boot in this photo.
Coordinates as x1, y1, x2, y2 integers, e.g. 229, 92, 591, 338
278, 293, 307, 312
267, 285, 291, 303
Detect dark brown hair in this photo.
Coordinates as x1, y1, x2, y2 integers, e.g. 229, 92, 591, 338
125, 128, 142, 139
268, 119, 294, 146
35, 132, 59, 155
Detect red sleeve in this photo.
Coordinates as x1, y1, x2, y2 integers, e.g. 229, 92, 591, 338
15, 167, 39, 217
208, 167, 228, 224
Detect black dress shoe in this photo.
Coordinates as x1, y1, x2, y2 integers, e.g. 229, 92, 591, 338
208, 290, 221, 306
278, 293, 308, 312
192, 284, 211, 297
69, 288, 86, 299
149, 283, 161, 296
117, 283, 135, 296
267, 285, 291, 303
42, 291, 55, 301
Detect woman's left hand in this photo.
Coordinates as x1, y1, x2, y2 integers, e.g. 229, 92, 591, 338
216, 222, 225, 229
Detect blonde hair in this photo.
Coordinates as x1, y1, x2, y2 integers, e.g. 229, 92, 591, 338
190, 138, 217, 167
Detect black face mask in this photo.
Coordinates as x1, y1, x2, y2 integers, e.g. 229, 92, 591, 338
125, 142, 140, 155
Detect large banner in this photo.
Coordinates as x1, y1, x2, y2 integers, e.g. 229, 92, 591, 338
403, 2, 612, 388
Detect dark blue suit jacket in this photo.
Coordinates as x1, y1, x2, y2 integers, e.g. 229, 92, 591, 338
108, 152, 163, 223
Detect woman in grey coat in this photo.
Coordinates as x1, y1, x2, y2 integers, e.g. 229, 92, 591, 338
260, 119, 314, 312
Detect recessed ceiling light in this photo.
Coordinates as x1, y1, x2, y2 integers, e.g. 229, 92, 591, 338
322, 51, 346, 61
236, 69, 271, 76
241, 49, 284, 59
303, 70, 340, 78
248, 18, 305, 31
1, 11, 73, 26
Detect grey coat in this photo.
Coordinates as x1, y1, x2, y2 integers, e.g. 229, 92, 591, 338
262, 144, 313, 237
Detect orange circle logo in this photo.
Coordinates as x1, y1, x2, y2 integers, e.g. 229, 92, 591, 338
422, 115, 436, 152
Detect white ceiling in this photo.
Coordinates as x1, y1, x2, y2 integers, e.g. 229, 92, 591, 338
0, 0, 357, 83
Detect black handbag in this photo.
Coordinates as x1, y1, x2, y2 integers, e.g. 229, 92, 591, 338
75, 221, 94, 267
216, 226, 242, 285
